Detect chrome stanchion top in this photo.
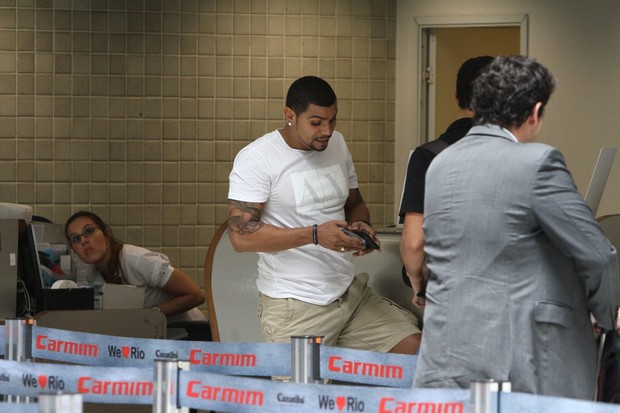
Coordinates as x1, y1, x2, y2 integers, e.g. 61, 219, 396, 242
470, 379, 511, 413
153, 359, 189, 413
291, 335, 323, 384
5, 317, 35, 362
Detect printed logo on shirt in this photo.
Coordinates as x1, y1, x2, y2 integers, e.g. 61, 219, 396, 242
290, 165, 347, 214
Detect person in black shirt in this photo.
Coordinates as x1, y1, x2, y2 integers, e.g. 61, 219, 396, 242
398, 56, 493, 305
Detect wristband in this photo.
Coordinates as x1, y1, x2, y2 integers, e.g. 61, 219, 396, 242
312, 224, 318, 245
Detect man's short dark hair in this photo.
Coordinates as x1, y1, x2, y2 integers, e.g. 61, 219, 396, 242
285, 76, 337, 115
456, 55, 494, 110
472, 55, 556, 128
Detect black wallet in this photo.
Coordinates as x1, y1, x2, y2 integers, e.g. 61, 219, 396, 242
341, 228, 380, 250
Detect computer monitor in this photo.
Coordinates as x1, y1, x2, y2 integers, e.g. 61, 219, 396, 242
0, 219, 19, 318
584, 147, 617, 216
17, 222, 44, 315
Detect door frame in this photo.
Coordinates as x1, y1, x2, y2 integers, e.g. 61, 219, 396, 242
394, 14, 528, 225
416, 15, 529, 144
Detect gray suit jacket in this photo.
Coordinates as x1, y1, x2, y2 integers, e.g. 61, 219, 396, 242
413, 124, 619, 400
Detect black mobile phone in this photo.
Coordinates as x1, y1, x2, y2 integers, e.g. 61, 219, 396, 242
341, 228, 380, 250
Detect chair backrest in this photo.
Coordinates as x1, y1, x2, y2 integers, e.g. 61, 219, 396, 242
204, 222, 262, 342
204, 222, 421, 342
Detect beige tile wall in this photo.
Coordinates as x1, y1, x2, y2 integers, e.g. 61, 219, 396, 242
0, 0, 396, 290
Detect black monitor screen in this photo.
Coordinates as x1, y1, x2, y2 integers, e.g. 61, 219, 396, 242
17, 223, 43, 315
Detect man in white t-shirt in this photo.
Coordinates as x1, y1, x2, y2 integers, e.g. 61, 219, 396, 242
228, 76, 421, 355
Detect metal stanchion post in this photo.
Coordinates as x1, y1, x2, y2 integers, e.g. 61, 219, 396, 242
38, 393, 83, 413
496, 381, 511, 413
5, 318, 34, 361
471, 380, 497, 413
153, 359, 189, 413
470, 380, 511, 413
291, 335, 322, 383
5, 318, 35, 404
177, 361, 190, 413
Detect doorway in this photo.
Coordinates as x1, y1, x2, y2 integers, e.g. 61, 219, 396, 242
394, 14, 528, 224
425, 27, 521, 139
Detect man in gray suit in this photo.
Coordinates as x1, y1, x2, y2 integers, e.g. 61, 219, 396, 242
413, 55, 619, 400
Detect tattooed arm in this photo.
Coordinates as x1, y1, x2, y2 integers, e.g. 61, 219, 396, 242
227, 199, 360, 253
228, 199, 318, 252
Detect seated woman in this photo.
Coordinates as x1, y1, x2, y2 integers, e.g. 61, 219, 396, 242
64, 211, 207, 326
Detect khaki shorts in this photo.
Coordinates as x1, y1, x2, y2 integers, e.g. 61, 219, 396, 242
258, 272, 421, 353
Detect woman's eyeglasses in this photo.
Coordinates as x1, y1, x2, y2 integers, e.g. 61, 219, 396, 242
68, 226, 100, 245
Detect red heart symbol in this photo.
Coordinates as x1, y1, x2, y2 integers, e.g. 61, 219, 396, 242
38, 375, 47, 388
336, 396, 346, 411
122, 346, 130, 358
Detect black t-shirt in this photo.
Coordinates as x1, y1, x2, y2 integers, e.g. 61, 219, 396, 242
399, 117, 473, 218
399, 118, 473, 288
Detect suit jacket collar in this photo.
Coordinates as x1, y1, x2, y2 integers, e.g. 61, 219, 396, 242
467, 124, 518, 143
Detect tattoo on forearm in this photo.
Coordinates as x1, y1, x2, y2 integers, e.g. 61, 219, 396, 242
228, 200, 264, 234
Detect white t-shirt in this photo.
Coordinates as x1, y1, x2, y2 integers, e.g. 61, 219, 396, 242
83, 244, 206, 323
228, 129, 359, 305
